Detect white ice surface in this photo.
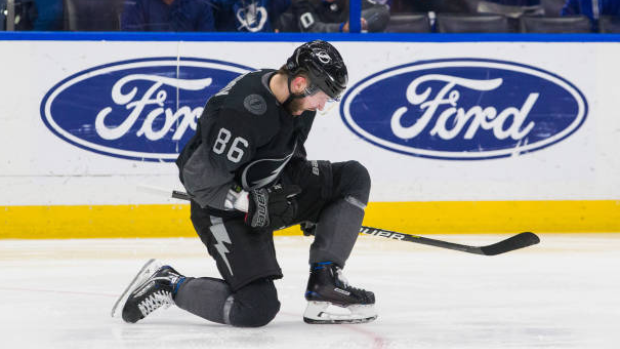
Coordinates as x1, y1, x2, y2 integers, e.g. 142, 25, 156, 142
1, 234, 619, 349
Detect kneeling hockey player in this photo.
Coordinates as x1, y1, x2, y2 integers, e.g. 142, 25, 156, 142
112, 40, 376, 326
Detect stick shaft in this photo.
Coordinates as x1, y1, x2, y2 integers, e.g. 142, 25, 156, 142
170, 190, 539, 255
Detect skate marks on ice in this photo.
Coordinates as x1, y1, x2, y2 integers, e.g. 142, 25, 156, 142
1, 234, 619, 348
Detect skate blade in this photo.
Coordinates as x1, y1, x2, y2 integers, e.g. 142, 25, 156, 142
110, 259, 162, 318
303, 301, 378, 324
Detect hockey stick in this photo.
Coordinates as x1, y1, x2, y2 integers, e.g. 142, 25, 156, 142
169, 190, 539, 256
358, 226, 539, 256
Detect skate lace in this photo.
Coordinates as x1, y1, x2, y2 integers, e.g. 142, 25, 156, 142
335, 268, 350, 287
138, 290, 173, 317
336, 267, 369, 295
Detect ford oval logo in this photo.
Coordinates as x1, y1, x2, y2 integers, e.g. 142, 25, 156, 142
341, 59, 588, 160
41, 57, 254, 162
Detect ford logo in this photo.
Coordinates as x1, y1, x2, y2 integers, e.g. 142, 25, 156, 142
41, 57, 254, 162
341, 59, 587, 160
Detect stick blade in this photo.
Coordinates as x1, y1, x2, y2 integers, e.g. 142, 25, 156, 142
480, 232, 540, 256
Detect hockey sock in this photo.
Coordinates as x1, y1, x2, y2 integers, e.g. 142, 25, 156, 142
173, 277, 232, 324
309, 196, 365, 267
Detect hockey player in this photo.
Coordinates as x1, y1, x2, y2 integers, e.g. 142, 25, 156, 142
112, 40, 376, 326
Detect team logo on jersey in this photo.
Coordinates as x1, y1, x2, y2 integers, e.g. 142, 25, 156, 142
244, 94, 267, 115
41, 57, 254, 162
241, 144, 296, 190
341, 58, 587, 160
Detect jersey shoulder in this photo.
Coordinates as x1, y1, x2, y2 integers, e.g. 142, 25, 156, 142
222, 70, 280, 122
213, 70, 283, 143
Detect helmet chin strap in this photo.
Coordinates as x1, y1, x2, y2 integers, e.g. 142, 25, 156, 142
283, 75, 309, 108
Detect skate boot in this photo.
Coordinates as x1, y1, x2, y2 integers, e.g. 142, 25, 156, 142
111, 259, 186, 323
303, 262, 377, 324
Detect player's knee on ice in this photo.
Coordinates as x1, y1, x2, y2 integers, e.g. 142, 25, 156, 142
334, 161, 371, 204
227, 279, 280, 327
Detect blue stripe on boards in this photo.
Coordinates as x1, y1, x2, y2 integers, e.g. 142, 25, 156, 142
1, 31, 620, 43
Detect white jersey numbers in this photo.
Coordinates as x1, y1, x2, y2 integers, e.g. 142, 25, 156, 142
212, 128, 249, 163
228, 137, 249, 163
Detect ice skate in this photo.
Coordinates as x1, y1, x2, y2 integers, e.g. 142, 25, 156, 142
303, 262, 377, 324
111, 259, 185, 323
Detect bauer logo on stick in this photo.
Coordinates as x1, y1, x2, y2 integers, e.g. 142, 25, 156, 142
40, 57, 254, 162
341, 58, 588, 160
361, 227, 405, 240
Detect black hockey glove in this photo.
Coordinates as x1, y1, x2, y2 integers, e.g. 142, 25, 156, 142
245, 184, 302, 230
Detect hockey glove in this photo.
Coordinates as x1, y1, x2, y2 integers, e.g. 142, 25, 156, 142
246, 184, 302, 229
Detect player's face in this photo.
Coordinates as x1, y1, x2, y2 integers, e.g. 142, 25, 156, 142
293, 91, 332, 115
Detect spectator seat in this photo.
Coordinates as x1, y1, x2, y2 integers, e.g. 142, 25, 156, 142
540, 0, 566, 17
519, 15, 592, 33
436, 13, 512, 33
599, 15, 620, 33
385, 12, 432, 33
64, 0, 123, 31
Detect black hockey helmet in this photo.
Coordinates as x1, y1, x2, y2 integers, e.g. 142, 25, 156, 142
286, 40, 348, 100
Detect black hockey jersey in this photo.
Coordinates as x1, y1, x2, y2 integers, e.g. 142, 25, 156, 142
176, 69, 315, 211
